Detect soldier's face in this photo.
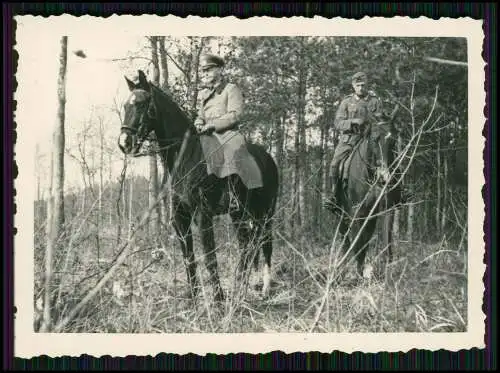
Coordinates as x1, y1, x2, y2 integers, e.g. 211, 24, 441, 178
201, 66, 222, 86
353, 81, 367, 96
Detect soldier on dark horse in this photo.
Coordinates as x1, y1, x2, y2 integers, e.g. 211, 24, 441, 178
194, 53, 262, 212
323, 71, 384, 212
323, 71, 405, 278
118, 54, 278, 304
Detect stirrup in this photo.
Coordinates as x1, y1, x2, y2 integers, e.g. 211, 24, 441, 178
227, 181, 240, 211
229, 193, 240, 211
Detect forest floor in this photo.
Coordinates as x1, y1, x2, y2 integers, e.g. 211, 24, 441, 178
34, 213, 468, 334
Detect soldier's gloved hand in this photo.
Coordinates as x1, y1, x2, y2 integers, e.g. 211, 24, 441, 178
199, 123, 216, 135
194, 118, 205, 133
194, 117, 204, 129
351, 118, 364, 133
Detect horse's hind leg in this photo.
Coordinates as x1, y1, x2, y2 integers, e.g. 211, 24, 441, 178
353, 219, 376, 279
260, 219, 273, 298
252, 243, 260, 273
230, 213, 254, 300
172, 205, 198, 299
336, 216, 352, 282
199, 211, 225, 303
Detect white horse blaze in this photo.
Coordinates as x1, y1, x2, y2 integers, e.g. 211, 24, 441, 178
128, 94, 137, 104
118, 133, 129, 150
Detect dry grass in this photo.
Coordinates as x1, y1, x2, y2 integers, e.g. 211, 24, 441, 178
34, 211, 468, 334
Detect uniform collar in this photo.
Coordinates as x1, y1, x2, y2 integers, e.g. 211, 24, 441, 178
212, 79, 227, 94
354, 93, 369, 101
203, 79, 227, 103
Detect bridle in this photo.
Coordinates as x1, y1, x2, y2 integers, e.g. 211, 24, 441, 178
121, 90, 155, 140
120, 90, 195, 158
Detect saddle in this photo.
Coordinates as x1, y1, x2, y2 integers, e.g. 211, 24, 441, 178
337, 136, 365, 195
199, 131, 264, 190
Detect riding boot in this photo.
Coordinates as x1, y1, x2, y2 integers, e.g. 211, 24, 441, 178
228, 175, 241, 213
323, 170, 339, 212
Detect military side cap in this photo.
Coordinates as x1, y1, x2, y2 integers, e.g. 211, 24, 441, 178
352, 71, 368, 83
200, 54, 225, 69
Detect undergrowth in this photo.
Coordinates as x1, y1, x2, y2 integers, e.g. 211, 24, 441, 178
34, 212, 467, 334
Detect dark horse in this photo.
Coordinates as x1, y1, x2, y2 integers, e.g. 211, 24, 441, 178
118, 70, 279, 303
331, 106, 402, 279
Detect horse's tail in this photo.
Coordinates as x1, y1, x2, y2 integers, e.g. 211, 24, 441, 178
247, 143, 279, 218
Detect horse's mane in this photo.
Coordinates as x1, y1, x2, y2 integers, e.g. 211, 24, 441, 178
149, 82, 197, 133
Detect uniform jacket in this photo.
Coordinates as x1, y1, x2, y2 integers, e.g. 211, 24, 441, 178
197, 80, 244, 133
334, 91, 383, 144
196, 79, 263, 189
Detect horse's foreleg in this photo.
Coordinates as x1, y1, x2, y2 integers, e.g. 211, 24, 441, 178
353, 219, 376, 279
249, 217, 273, 298
339, 216, 351, 259
260, 219, 273, 299
337, 216, 352, 282
231, 216, 254, 300
172, 209, 198, 299
199, 212, 224, 303
252, 241, 260, 273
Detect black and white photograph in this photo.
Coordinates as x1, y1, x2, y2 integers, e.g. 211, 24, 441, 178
14, 15, 485, 356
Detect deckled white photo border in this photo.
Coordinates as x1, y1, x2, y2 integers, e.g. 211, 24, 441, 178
13, 15, 486, 357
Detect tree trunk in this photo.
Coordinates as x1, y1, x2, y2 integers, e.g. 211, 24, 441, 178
316, 92, 327, 228
392, 132, 404, 247
41, 35, 68, 332
441, 156, 448, 233
296, 42, 308, 229
275, 114, 286, 224
292, 122, 301, 233
436, 132, 441, 239
109, 152, 113, 226
116, 159, 127, 245
53, 36, 67, 242
158, 36, 170, 240
42, 134, 54, 332
148, 36, 161, 245
294, 40, 306, 231
98, 117, 104, 266
190, 39, 205, 115
158, 37, 169, 91
407, 197, 414, 243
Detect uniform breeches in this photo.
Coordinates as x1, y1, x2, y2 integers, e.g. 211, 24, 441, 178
330, 143, 352, 175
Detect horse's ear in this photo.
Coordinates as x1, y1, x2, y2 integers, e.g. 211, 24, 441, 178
137, 70, 149, 89
125, 76, 135, 91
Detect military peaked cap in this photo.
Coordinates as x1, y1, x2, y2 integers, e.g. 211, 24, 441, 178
200, 54, 225, 69
352, 71, 368, 83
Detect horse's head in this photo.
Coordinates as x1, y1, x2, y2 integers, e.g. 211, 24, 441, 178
118, 70, 157, 156
367, 105, 399, 185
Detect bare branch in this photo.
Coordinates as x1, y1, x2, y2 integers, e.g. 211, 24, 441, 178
424, 56, 468, 67
422, 85, 440, 127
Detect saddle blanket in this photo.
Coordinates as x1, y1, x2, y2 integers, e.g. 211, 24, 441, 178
200, 131, 264, 190
338, 136, 364, 189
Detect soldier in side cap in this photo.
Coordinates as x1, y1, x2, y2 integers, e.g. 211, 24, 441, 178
323, 71, 383, 213
194, 53, 250, 211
